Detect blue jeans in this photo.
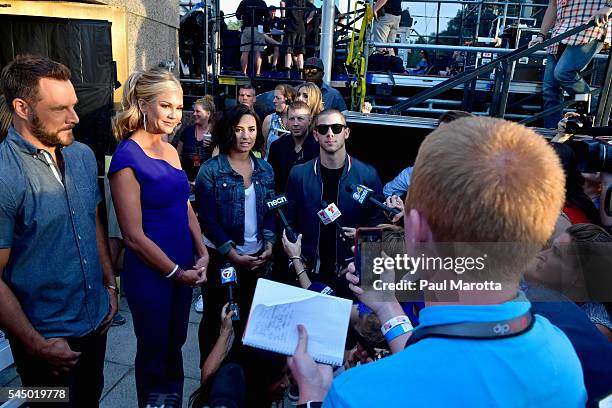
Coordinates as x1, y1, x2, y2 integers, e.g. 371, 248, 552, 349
542, 40, 604, 128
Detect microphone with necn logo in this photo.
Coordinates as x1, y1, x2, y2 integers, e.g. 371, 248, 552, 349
265, 194, 298, 243
346, 184, 401, 216
220, 263, 240, 321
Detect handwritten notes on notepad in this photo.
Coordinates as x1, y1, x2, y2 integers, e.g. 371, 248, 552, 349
242, 279, 352, 366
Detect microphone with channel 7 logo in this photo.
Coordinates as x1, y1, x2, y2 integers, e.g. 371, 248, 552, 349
346, 184, 400, 216
220, 263, 240, 321
265, 194, 298, 243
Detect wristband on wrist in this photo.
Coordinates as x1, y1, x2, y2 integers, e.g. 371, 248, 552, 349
384, 322, 412, 343
381, 315, 412, 335
166, 264, 179, 279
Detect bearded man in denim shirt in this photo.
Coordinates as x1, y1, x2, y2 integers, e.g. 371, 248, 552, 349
0, 56, 117, 407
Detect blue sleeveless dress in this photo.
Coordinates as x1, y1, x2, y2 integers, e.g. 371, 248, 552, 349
108, 138, 193, 407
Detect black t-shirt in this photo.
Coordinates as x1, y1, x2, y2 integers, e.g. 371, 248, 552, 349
178, 125, 212, 181
383, 0, 402, 16
283, 0, 306, 34
236, 0, 269, 28
268, 133, 319, 193
318, 165, 344, 280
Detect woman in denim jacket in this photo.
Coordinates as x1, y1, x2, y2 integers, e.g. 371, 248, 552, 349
195, 104, 276, 383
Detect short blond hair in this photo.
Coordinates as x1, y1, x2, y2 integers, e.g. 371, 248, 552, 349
407, 117, 565, 277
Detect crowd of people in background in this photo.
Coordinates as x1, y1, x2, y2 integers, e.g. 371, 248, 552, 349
236, 0, 321, 78
0, 52, 611, 408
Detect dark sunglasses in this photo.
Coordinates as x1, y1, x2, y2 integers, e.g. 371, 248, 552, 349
304, 68, 321, 75
315, 123, 346, 134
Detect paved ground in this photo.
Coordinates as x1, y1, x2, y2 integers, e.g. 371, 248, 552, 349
1, 290, 295, 407
1, 290, 203, 407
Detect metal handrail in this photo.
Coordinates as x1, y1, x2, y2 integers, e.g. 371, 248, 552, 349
369, 41, 609, 60
387, 20, 598, 115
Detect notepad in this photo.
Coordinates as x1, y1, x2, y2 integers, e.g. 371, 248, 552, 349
242, 279, 353, 366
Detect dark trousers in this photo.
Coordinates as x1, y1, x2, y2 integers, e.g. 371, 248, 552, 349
9, 330, 107, 408
198, 249, 285, 407
123, 268, 193, 408
198, 248, 265, 366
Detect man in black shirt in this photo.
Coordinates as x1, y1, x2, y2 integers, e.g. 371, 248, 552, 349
264, 6, 284, 70
372, 0, 403, 56
268, 101, 319, 193
281, 0, 306, 76
236, 0, 269, 76
285, 109, 384, 294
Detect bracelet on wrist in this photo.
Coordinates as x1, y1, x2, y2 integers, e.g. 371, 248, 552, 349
296, 268, 307, 279
384, 323, 412, 343
166, 264, 179, 279
105, 284, 118, 292
537, 32, 546, 39
381, 315, 412, 335
290, 256, 302, 262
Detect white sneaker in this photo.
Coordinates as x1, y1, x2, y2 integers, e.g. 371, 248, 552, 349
194, 294, 204, 313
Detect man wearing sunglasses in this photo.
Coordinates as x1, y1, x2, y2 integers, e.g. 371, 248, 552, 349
285, 109, 383, 296
303, 57, 347, 112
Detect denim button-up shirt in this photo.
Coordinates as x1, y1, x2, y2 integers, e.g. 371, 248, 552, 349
0, 127, 108, 338
195, 153, 276, 254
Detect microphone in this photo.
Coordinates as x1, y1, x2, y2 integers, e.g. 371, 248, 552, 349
346, 184, 401, 216
266, 194, 298, 243
308, 281, 336, 296
317, 201, 343, 226
318, 201, 352, 250
220, 263, 240, 321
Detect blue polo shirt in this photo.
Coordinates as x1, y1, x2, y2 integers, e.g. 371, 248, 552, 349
324, 293, 586, 407
321, 83, 347, 112
0, 127, 108, 338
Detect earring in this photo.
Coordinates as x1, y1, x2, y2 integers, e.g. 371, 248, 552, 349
143, 112, 148, 132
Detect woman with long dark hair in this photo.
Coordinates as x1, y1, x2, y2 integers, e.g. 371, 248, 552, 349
195, 104, 276, 371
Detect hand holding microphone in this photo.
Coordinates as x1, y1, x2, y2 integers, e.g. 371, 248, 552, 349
266, 193, 298, 243
318, 202, 354, 248
346, 184, 401, 216
384, 194, 405, 224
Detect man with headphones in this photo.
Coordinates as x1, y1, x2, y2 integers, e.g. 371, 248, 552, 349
287, 117, 587, 407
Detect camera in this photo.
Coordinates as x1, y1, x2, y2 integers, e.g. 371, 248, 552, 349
564, 94, 594, 134
569, 138, 612, 173
560, 94, 612, 172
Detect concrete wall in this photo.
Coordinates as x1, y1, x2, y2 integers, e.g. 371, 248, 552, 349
95, 0, 179, 73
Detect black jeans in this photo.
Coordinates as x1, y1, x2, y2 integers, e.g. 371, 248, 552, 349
9, 329, 107, 407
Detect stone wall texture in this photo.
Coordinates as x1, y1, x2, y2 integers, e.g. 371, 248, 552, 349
94, 0, 179, 72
